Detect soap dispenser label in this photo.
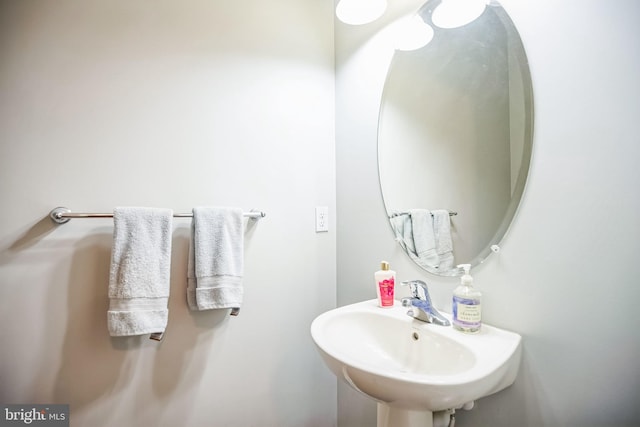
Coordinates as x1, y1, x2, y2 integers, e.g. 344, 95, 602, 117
378, 277, 395, 307
453, 297, 481, 324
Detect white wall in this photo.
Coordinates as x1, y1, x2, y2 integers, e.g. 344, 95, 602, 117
336, 0, 640, 426
0, 1, 337, 426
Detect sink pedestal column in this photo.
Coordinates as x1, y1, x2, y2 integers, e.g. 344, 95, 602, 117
377, 404, 433, 427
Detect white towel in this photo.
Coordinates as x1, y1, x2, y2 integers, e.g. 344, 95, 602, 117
410, 209, 440, 269
107, 207, 173, 337
187, 207, 244, 311
432, 209, 454, 271
389, 212, 416, 255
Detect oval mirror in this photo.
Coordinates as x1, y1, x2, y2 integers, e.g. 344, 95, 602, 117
378, 0, 533, 276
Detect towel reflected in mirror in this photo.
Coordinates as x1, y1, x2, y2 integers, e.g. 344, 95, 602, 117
389, 209, 454, 273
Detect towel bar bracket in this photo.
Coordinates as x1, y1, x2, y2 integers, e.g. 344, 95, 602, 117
50, 207, 72, 224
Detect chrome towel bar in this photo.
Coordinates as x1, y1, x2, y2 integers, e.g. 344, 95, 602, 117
389, 210, 457, 218
49, 207, 266, 224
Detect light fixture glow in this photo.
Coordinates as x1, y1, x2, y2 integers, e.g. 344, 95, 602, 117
393, 15, 434, 51
431, 0, 487, 29
336, 0, 387, 25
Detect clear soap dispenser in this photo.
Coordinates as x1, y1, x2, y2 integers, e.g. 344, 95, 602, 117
452, 264, 482, 333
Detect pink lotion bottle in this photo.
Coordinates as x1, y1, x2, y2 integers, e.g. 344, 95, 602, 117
375, 261, 396, 308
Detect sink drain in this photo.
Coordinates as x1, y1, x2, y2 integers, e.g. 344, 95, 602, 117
412, 332, 420, 341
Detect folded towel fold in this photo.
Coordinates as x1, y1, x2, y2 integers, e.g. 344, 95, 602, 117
107, 207, 173, 337
410, 209, 439, 267
389, 212, 416, 255
187, 207, 244, 311
432, 209, 454, 271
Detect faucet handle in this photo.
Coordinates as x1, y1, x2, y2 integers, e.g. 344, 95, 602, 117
401, 280, 430, 300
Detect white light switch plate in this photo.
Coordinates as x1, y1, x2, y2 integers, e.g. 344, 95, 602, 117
315, 206, 329, 232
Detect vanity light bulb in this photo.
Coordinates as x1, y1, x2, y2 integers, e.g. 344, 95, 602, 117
431, 0, 488, 29
336, 0, 387, 25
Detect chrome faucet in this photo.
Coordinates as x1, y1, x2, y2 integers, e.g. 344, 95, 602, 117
401, 280, 450, 326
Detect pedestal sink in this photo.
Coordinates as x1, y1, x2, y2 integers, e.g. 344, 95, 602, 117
310, 300, 522, 427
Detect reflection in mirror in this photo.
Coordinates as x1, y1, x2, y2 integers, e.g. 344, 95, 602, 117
378, 0, 533, 277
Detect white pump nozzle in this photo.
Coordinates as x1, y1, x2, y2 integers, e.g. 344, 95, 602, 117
457, 264, 471, 275
457, 264, 473, 285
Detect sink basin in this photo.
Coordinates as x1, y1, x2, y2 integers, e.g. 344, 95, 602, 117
310, 299, 521, 426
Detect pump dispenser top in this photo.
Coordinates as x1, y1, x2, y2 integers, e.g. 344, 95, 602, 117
460, 264, 472, 285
